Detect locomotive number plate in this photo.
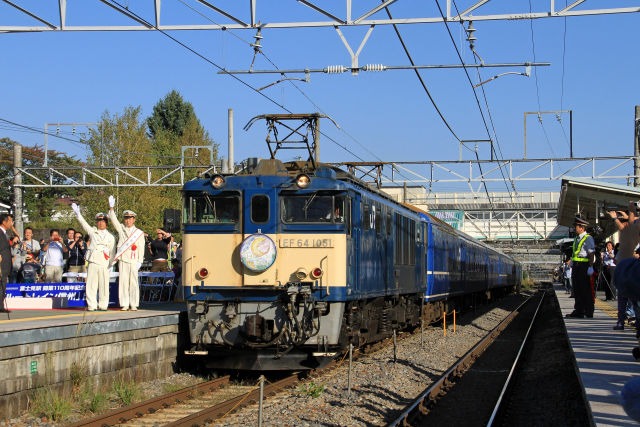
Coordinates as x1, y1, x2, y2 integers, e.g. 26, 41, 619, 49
279, 238, 333, 248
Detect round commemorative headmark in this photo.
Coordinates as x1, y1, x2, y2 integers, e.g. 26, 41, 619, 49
239, 233, 277, 272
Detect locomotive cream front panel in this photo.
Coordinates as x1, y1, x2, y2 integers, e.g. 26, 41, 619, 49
182, 233, 244, 287
182, 233, 347, 288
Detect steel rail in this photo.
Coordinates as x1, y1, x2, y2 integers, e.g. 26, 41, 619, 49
67, 375, 230, 427
486, 291, 546, 426
388, 294, 536, 427
166, 374, 300, 427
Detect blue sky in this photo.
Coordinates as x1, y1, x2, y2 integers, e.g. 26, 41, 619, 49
1, 0, 639, 192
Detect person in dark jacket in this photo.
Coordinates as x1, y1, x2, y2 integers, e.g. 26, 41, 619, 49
67, 231, 87, 274
149, 229, 172, 272
0, 213, 14, 313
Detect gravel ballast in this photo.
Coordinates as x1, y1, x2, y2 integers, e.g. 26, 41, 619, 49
215, 293, 529, 427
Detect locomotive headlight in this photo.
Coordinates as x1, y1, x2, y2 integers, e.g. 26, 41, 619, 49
295, 268, 308, 280
210, 175, 226, 189
197, 267, 209, 279
295, 173, 311, 189
310, 267, 323, 279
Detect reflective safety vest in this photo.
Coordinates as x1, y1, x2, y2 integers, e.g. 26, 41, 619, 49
571, 234, 591, 262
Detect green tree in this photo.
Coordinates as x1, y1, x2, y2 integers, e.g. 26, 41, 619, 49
147, 90, 197, 139
84, 106, 151, 167
146, 90, 217, 166
78, 107, 172, 233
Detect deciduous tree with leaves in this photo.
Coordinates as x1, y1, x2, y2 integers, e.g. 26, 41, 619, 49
0, 137, 82, 226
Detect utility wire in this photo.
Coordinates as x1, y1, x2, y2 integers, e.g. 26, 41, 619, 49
0, 117, 188, 159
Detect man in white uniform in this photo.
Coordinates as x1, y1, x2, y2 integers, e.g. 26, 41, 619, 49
108, 195, 145, 311
71, 203, 116, 311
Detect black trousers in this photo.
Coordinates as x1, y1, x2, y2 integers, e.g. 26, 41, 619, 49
572, 262, 593, 316
601, 267, 614, 300
0, 272, 7, 310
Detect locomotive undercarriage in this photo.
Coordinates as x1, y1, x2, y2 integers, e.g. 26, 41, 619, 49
187, 284, 347, 370
187, 286, 516, 370
339, 294, 424, 347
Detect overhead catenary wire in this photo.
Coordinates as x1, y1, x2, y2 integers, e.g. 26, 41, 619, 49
557, 0, 572, 148
106, 0, 368, 163
173, 0, 391, 168
170, 0, 421, 185
433, 0, 516, 242
527, 0, 557, 157
449, 1, 516, 193
383, 6, 468, 147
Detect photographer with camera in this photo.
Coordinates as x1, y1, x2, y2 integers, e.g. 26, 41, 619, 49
10, 236, 23, 283
601, 241, 616, 301
67, 231, 87, 275
41, 229, 68, 282
610, 203, 640, 331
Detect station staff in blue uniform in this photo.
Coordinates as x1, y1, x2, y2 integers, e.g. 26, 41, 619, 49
567, 217, 596, 318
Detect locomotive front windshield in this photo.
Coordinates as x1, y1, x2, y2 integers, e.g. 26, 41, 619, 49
184, 194, 239, 224
282, 194, 346, 223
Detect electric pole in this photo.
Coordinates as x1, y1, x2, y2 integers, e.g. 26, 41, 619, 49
635, 106, 640, 187
13, 142, 23, 236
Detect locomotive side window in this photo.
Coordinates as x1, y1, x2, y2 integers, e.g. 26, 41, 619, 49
409, 219, 415, 263
251, 195, 269, 223
363, 204, 371, 231
386, 212, 392, 237
334, 196, 347, 224
187, 194, 239, 224
375, 204, 382, 233
395, 213, 403, 264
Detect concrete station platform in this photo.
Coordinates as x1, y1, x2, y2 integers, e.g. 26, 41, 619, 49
0, 303, 186, 420
556, 284, 640, 426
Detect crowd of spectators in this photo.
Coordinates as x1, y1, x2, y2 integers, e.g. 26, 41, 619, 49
7, 225, 181, 284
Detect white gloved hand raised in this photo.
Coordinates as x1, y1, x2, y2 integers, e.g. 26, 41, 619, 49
587, 266, 594, 276
108, 195, 116, 208
71, 203, 80, 215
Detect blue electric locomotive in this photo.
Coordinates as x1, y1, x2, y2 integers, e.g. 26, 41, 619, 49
181, 159, 520, 370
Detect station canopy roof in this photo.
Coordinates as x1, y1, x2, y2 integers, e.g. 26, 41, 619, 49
558, 177, 640, 236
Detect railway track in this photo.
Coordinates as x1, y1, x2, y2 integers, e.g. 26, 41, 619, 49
388, 291, 545, 427
67, 375, 232, 427
67, 295, 525, 427
64, 324, 415, 426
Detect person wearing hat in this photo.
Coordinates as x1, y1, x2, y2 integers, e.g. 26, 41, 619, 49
71, 203, 116, 311
567, 216, 596, 318
19, 253, 41, 283
108, 195, 145, 311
